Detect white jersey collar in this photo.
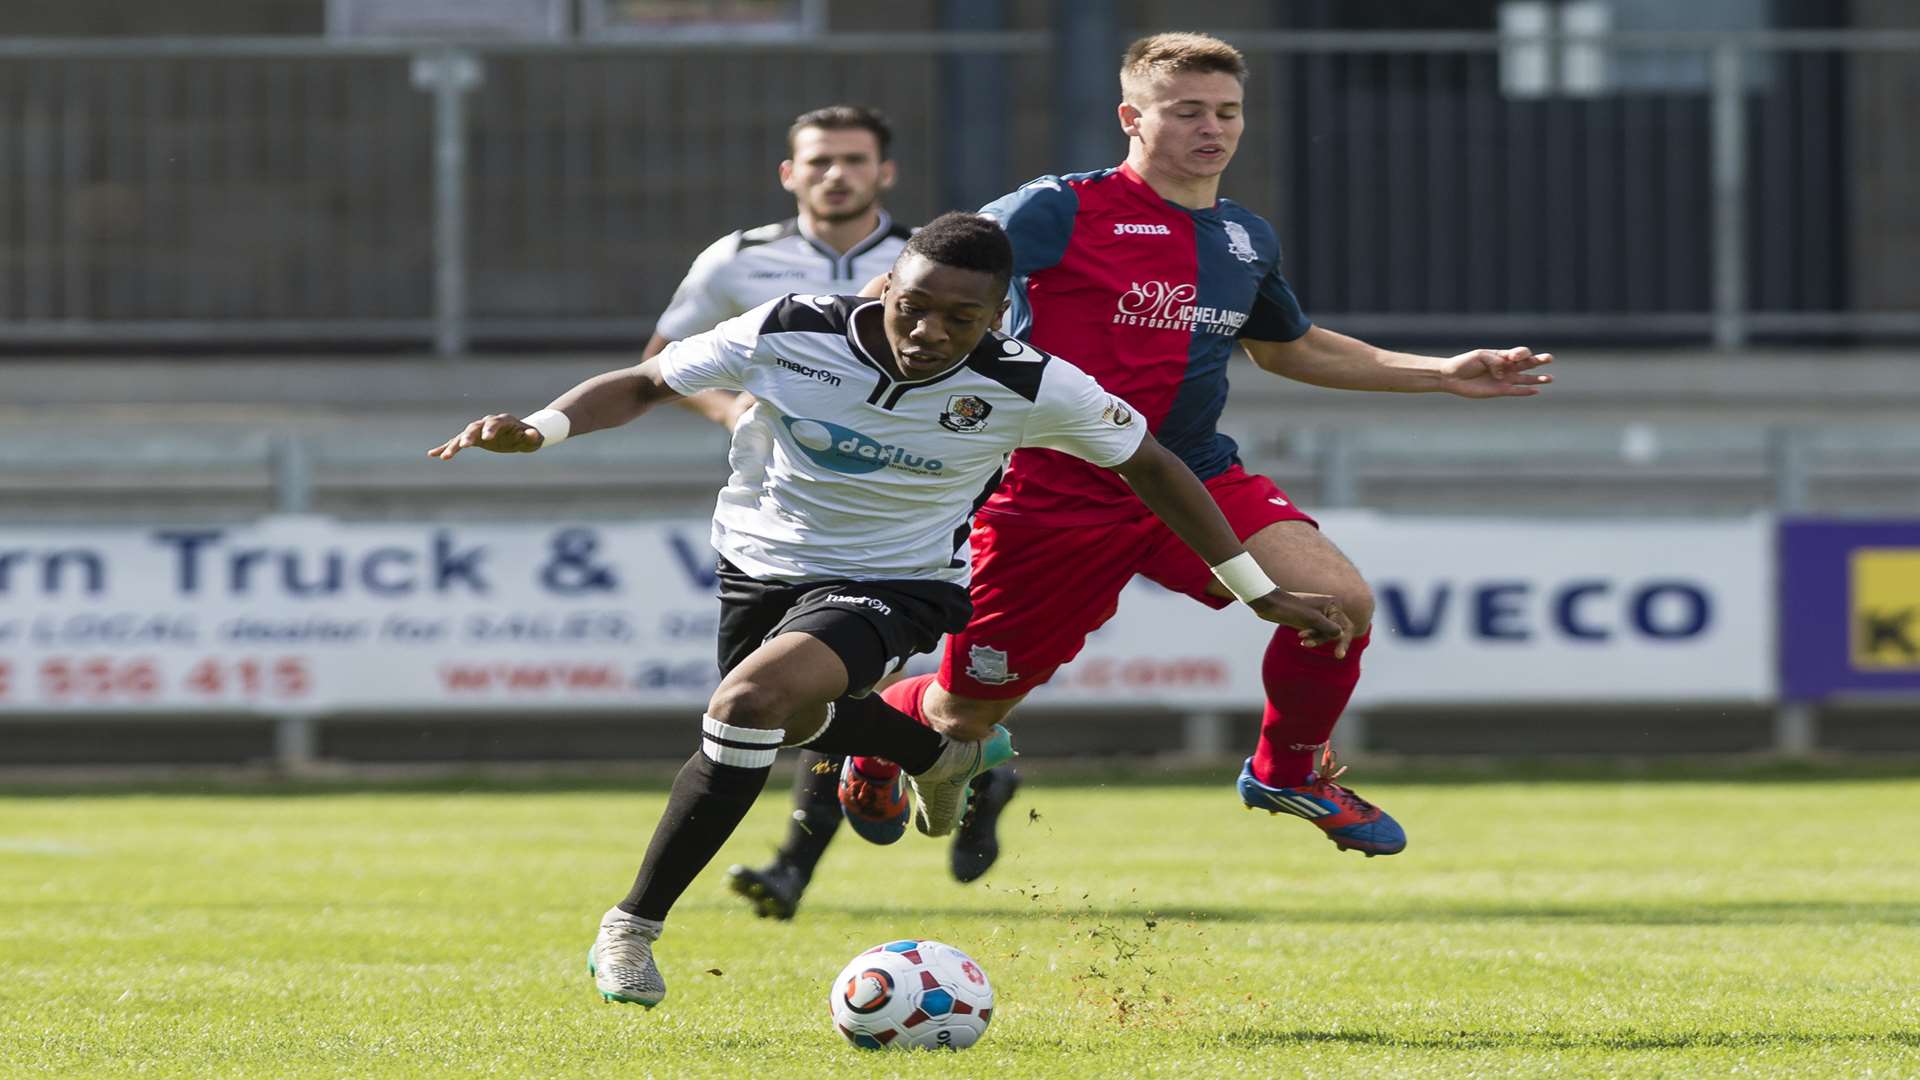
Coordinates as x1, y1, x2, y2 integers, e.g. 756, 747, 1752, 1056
798, 211, 899, 277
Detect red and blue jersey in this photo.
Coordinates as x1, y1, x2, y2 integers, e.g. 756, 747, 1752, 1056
976, 162, 1311, 525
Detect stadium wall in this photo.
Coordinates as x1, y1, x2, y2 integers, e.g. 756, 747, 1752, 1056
2, 512, 1914, 768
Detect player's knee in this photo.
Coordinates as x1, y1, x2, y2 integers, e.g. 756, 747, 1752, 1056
925, 692, 1014, 741
706, 679, 794, 730
1340, 582, 1376, 632
932, 713, 1001, 742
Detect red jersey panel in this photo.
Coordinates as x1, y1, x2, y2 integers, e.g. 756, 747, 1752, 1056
977, 163, 1311, 525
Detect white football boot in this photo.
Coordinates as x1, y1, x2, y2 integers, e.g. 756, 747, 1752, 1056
586, 906, 666, 1007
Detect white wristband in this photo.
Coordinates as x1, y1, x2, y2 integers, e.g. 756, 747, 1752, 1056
524, 408, 571, 448
1210, 551, 1276, 605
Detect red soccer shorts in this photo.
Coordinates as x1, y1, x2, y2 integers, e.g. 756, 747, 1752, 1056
938, 465, 1318, 700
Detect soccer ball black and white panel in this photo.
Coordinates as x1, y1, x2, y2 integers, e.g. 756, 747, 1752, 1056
828, 939, 994, 1051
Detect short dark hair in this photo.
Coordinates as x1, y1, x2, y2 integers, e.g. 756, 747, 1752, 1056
899, 212, 1013, 294
787, 104, 893, 160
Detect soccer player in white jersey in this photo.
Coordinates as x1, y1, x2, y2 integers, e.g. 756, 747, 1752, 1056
428, 214, 1353, 1008
649, 105, 911, 430
643, 104, 1023, 917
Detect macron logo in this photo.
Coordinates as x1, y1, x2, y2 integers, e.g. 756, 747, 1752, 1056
776, 357, 842, 386
1113, 223, 1172, 236
823, 593, 892, 615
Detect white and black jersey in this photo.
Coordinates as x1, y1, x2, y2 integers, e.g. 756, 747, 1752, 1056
653, 213, 912, 340
656, 294, 1147, 585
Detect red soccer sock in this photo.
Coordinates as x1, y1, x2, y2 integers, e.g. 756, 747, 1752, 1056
847, 673, 938, 782
1250, 628, 1371, 787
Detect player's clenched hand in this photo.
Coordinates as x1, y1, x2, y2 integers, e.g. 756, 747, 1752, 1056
1247, 590, 1354, 659
1440, 346, 1554, 399
426, 413, 544, 460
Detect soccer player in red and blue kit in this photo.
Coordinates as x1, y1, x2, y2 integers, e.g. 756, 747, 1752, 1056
843, 31, 1554, 857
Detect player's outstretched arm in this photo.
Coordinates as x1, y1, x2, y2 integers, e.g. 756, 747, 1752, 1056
1109, 434, 1353, 654
426, 356, 683, 460
1242, 326, 1553, 399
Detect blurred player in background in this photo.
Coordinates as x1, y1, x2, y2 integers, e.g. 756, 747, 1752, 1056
642, 104, 1022, 920
842, 32, 1554, 858
648, 104, 908, 428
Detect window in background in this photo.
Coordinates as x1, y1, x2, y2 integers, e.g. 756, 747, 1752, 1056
582, 0, 826, 40
1284, 0, 1500, 29
325, 0, 572, 39
1497, 0, 1773, 98
1499, 0, 1611, 98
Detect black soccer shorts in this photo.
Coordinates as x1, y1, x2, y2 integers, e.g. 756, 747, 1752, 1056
714, 558, 972, 697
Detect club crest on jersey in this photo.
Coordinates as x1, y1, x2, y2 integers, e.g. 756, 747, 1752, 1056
965, 644, 1018, 685
939, 394, 993, 433
1223, 220, 1258, 264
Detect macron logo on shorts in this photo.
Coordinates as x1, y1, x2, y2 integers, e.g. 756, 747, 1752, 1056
824, 593, 892, 616
1113, 223, 1172, 236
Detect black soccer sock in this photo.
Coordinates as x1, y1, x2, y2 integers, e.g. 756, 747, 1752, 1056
620, 716, 783, 923
796, 693, 944, 775
772, 751, 844, 880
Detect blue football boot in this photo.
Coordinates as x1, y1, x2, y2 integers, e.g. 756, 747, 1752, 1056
1237, 747, 1406, 856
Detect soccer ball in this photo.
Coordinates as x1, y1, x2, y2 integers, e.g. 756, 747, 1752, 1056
828, 939, 994, 1051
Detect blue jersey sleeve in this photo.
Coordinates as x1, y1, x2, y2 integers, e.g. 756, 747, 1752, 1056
1240, 264, 1312, 342
980, 176, 1080, 277
1224, 209, 1312, 343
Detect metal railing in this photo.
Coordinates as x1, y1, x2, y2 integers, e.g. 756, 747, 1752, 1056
7, 416, 1915, 523
1, 30, 1916, 353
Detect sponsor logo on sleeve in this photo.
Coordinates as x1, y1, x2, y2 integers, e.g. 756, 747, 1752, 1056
1101, 398, 1134, 428
939, 394, 993, 433
995, 336, 1043, 362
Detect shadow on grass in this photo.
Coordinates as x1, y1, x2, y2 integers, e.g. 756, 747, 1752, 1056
825, 898, 1920, 928
5, 755, 1920, 798
0, 769, 688, 800
1219, 1029, 1920, 1051
2, 897, 1912, 929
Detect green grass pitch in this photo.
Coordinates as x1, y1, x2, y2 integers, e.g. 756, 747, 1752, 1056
2, 765, 1917, 1078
